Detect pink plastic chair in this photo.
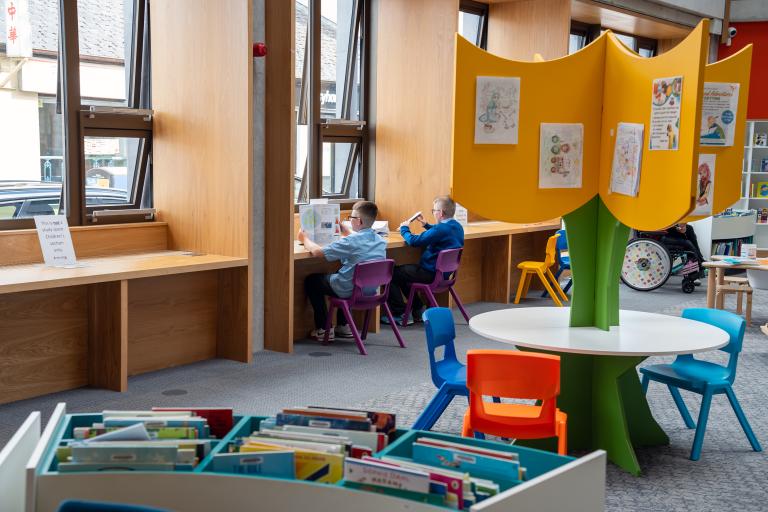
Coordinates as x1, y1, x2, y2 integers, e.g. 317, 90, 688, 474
402, 248, 470, 327
323, 259, 406, 355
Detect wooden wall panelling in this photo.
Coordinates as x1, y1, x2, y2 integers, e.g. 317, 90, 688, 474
0, 287, 88, 404
150, 0, 252, 258
88, 280, 128, 391
264, 0, 295, 352
452, 238, 484, 304
481, 235, 512, 303
374, 0, 459, 226
658, 38, 685, 54
0, 223, 168, 266
127, 272, 219, 375
217, 266, 252, 362
488, 0, 571, 61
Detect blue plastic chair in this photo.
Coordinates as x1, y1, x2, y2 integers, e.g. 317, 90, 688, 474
541, 228, 571, 297
640, 308, 762, 461
411, 308, 498, 430
58, 500, 169, 512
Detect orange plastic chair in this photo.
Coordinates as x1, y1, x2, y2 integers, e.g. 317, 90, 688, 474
513, 233, 568, 307
461, 350, 568, 455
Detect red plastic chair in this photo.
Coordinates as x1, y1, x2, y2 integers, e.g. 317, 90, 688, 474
323, 259, 406, 355
461, 350, 568, 455
402, 248, 469, 326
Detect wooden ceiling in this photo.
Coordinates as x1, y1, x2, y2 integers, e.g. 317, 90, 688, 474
571, 0, 692, 40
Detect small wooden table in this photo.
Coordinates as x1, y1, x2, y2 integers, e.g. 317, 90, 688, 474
469, 307, 728, 475
702, 257, 768, 309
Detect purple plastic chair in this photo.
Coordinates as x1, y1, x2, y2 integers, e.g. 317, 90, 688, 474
402, 248, 470, 327
323, 258, 406, 355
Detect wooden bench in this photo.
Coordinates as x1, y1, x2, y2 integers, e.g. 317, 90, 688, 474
0, 224, 249, 405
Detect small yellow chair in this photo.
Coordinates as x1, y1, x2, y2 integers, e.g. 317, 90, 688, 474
514, 233, 569, 306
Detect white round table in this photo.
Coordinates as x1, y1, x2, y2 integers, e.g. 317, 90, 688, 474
469, 307, 729, 356
468, 307, 729, 475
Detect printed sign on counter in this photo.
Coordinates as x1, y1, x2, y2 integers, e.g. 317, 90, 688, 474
34, 215, 78, 267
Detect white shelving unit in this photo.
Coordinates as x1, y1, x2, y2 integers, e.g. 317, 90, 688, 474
691, 212, 756, 260
738, 119, 768, 248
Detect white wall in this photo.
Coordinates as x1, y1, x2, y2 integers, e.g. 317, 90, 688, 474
0, 89, 40, 181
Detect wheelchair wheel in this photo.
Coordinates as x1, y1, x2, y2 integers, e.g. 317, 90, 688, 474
682, 279, 696, 294
621, 238, 672, 291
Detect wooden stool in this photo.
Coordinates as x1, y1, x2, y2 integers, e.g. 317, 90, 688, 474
716, 281, 753, 326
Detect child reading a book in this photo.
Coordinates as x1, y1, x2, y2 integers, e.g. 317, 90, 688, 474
298, 201, 386, 341
384, 196, 465, 325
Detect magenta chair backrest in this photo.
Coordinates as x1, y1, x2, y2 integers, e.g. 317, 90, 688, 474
431, 248, 463, 292
349, 258, 395, 309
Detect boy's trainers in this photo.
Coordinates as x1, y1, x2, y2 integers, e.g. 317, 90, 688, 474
381, 314, 414, 326
334, 325, 355, 338
309, 328, 334, 341
412, 307, 425, 323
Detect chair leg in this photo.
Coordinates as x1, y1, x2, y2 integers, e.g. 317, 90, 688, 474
736, 291, 743, 314
668, 385, 696, 429
546, 268, 569, 302
746, 292, 752, 326
449, 286, 470, 322
361, 309, 372, 340
557, 418, 568, 455
424, 289, 439, 308
641, 374, 649, 394
541, 268, 564, 298
323, 305, 335, 344
473, 431, 486, 440
537, 269, 563, 307
412, 384, 455, 431
522, 272, 534, 298
690, 389, 714, 461
562, 277, 573, 295
382, 303, 406, 348
514, 270, 529, 304
340, 304, 367, 356
724, 386, 763, 452
402, 286, 418, 328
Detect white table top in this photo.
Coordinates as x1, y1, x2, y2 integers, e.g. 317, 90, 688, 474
469, 307, 729, 356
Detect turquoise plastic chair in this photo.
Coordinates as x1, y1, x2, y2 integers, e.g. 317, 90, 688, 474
541, 228, 571, 297
640, 308, 762, 460
411, 308, 498, 430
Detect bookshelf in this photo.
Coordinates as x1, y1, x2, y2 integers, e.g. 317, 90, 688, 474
739, 119, 768, 248
690, 212, 756, 261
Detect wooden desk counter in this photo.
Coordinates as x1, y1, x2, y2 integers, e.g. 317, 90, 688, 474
0, 251, 249, 405
289, 220, 560, 348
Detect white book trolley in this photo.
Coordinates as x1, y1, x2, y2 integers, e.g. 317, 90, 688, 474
0, 404, 607, 512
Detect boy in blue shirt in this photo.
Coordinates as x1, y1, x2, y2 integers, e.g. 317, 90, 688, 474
385, 196, 465, 324
298, 201, 386, 341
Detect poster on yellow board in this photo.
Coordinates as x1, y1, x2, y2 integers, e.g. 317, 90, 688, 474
474, 76, 520, 144
538, 123, 583, 189
649, 76, 683, 150
700, 82, 740, 146
692, 154, 715, 216
609, 122, 644, 197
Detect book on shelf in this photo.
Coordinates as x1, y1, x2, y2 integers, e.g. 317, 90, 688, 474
258, 418, 387, 452
276, 413, 373, 432
152, 407, 234, 439
210, 450, 295, 477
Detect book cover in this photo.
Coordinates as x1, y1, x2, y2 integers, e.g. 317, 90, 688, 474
344, 458, 431, 493
414, 437, 519, 461
295, 450, 344, 483
756, 181, 768, 198
276, 413, 372, 432
377, 456, 466, 508
70, 444, 178, 464
260, 419, 386, 451
211, 451, 295, 478
307, 406, 396, 434
412, 442, 520, 484
245, 435, 345, 454
341, 480, 445, 507
103, 417, 209, 438
152, 407, 234, 439
761, 158, 768, 173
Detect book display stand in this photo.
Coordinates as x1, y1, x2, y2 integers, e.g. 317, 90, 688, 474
0, 404, 607, 512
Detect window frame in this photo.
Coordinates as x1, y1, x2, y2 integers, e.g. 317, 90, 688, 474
295, 0, 370, 211
569, 20, 657, 57
459, 0, 489, 50
0, 0, 152, 230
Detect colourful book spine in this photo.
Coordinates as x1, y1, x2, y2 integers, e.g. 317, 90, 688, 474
211, 451, 295, 478
412, 442, 520, 484
276, 413, 372, 432
70, 445, 178, 464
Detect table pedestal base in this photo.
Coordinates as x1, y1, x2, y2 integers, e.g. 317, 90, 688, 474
519, 349, 668, 475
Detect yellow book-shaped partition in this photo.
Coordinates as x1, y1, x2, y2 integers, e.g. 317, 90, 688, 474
240, 442, 344, 483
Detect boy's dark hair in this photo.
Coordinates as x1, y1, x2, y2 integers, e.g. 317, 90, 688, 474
434, 196, 456, 218
353, 201, 378, 227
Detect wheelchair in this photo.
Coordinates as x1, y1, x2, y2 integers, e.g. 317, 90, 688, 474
621, 230, 700, 294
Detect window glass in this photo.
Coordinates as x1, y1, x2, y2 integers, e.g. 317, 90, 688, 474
569, 33, 586, 54
614, 33, 637, 52
83, 136, 142, 205
322, 140, 360, 196
295, 0, 309, 202
319, 0, 360, 120
638, 47, 654, 58
459, 11, 482, 47
78, 0, 133, 106
0, 0, 65, 219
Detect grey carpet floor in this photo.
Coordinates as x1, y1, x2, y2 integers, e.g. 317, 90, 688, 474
1, 275, 766, 511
